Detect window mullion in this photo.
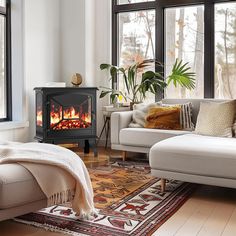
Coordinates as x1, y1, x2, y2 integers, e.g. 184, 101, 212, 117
158, 0, 204, 8
112, 1, 118, 66
156, 3, 164, 101
112, 0, 118, 90
113, 2, 156, 13
204, 0, 215, 98
6, 0, 11, 120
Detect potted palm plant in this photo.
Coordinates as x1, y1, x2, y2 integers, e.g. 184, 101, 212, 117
99, 59, 195, 108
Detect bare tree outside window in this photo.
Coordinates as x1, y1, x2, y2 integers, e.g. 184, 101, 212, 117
215, 3, 236, 99
165, 6, 204, 99
118, 10, 156, 103
0, 0, 5, 7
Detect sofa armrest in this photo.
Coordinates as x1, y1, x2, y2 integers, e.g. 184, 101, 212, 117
111, 111, 133, 145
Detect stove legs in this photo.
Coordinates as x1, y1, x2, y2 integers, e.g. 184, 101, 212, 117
84, 139, 98, 157
84, 140, 90, 154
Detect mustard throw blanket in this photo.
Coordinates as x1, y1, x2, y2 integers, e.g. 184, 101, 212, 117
0, 141, 95, 218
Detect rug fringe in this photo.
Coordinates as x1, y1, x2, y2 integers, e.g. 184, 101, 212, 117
13, 218, 87, 236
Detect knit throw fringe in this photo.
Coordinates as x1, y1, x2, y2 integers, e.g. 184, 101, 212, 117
48, 189, 75, 207
48, 190, 98, 220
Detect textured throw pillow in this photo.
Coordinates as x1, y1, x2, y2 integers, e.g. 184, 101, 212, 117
145, 106, 182, 130
128, 103, 157, 128
160, 102, 194, 131
195, 100, 236, 137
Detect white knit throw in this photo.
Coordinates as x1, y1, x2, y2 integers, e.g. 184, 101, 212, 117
0, 141, 95, 218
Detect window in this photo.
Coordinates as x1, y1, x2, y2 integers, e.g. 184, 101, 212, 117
113, 1, 156, 102
118, 10, 155, 102
113, 0, 236, 100
215, 2, 236, 99
118, 10, 155, 67
165, 5, 204, 99
0, 0, 11, 121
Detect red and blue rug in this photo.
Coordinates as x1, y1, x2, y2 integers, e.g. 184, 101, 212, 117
16, 162, 197, 236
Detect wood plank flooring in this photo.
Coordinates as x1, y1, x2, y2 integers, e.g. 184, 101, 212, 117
1, 148, 236, 236
154, 186, 236, 236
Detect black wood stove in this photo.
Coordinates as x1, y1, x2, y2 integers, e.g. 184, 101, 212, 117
34, 87, 97, 156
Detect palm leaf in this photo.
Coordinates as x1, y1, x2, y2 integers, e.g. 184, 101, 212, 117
167, 59, 196, 90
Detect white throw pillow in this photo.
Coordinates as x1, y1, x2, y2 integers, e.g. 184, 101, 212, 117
129, 103, 158, 128
195, 100, 236, 137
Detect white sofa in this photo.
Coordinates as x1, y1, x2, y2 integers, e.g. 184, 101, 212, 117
111, 99, 223, 154
111, 99, 236, 190
149, 133, 236, 189
0, 164, 46, 221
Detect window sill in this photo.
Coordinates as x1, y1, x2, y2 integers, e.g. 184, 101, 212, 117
0, 121, 29, 131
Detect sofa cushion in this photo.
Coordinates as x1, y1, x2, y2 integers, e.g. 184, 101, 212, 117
145, 106, 182, 130
0, 164, 46, 209
150, 134, 236, 179
120, 128, 191, 147
162, 99, 229, 125
160, 102, 194, 130
195, 100, 236, 137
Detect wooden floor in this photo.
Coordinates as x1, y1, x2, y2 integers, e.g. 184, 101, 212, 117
1, 148, 236, 236
154, 185, 236, 236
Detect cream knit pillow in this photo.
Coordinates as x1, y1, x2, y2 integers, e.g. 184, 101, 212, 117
195, 100, 236, 137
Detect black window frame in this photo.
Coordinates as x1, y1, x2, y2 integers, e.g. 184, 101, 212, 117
112, 0, 234, 100
0, 0, 11, 122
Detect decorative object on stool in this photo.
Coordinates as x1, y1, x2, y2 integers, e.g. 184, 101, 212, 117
71, 73, 83, 87
15, 162, 197, 236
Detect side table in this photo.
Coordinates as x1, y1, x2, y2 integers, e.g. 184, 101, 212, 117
97, 105, 130, 148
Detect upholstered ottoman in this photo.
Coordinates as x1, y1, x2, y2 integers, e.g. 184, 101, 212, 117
0, 164, 47, 221
150, 134, 236, 190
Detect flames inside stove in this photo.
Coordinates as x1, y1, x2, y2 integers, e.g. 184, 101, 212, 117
37, 95, 92, 130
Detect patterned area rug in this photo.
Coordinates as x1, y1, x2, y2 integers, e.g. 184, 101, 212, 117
16, 162, 196, 236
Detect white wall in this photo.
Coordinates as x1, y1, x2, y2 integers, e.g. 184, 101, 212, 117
60, 0, 86, 86
0, 0, 62, 142
93, 0, 112, 143
0, 0, 112, 143
60, 0, 111, 88
24, 0, 62, 141
60, 0, 111, 142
